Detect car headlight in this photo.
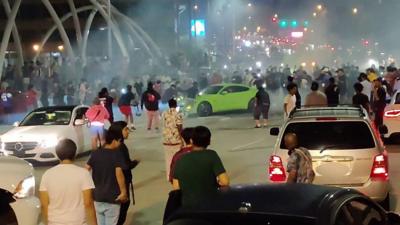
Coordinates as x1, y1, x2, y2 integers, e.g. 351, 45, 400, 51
14, 176, 35, 199
198, 92, 204, 96
40, 137, 59, 148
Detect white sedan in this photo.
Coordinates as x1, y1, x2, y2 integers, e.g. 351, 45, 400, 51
0, 105, 91, 164
0, 155, 40, 225
383, 90, 400, 140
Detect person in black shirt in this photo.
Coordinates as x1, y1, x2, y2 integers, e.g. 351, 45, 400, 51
86, 126, 128, 225
325, 77, 340, 106
352, 82, 371, 114
162, 84, 178, 104
372, 78, 387, 127
141, 82, 161, 130
254, 85, 270, 128
187, 82, 199, 99
99, 87, 114, 123
134, 80, 143, 97
118, 85, 136, 130
109, 121, 140, 225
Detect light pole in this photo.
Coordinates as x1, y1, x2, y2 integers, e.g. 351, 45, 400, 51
107, 0, 112, 61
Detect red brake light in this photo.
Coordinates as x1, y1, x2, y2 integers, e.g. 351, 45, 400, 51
370, 154, 389, 181
384, 110, 400, 118
269, 155, 287, 182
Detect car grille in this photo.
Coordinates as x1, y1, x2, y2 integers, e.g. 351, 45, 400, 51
4, 142, 38, 158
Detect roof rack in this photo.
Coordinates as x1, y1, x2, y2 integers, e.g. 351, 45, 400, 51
288, 104, 367, 119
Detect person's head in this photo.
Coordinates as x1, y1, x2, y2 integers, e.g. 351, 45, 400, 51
55, 139, 77, 161
287, 76, 294, 83
311, 81, 319, 91
360, 72, 368, 81
336, 68, 344, 76
92, 97, 101, 105
284, 133, 298, 151
147, 81, 154, 91
329, 77, 335, 84
105, 127, 123, 149
100, 87, 109, 96
181, 127, 195, 145
374, 77, 383, 88
171, 84, 176, 89
109, 121, 129, 140
192, 126, 211, 148
287, 83, 297, 95
193, 81, 198, 87
127, 85, 132, 92
354, 82, 363, 93
168, 98, 177, 108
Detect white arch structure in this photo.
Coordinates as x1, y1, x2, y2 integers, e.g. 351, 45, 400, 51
0, 0, 162, 80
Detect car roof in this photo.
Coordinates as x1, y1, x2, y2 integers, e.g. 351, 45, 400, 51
182, 184, 357, 218
210, 83, 254, 88
289, 106, 367, 120
32, 105, 80, 112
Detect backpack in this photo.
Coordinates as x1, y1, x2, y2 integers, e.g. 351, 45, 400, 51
294, 148, 315, 184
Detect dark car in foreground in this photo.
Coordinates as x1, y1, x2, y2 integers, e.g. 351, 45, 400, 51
164, 184, 400, 225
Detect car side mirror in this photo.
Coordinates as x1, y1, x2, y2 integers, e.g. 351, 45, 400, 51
220, 91, 228, 95
74, 119, 85, 126
379, 125, 388, 135
270, 127, 279, 136
13, 121, 20, 127
387, 212, 400, 225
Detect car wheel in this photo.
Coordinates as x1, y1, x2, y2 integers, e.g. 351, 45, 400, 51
0, 193, 18, 225
248, 98, 256, 112
197, 102, 212, 117
380, 194, 390, 211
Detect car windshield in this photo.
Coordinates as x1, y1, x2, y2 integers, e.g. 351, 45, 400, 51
20, 110, 72, 126
280, 121, 375, 150
203, 86, 223, 95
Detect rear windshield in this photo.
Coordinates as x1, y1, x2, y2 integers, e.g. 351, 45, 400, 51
280, 121, 375, 150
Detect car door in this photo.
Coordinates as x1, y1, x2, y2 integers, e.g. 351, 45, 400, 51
72, 107, 90, 153
218, 86, 250, 111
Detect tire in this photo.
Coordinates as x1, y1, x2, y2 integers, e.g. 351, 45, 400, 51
379, 194, 390, 211
197, 102, 212, 117
248, 98, 256, 113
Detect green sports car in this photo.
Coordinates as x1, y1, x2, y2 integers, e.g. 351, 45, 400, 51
193, 83, 258, 117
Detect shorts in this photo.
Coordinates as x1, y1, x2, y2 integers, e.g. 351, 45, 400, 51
254, 106, 269, 120
119, 105, 132, 116
90, 125, 104, 137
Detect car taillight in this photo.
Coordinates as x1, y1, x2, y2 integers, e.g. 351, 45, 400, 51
384, 110, 400, 118
370, 154, 389, 181
269, 155, 286, 182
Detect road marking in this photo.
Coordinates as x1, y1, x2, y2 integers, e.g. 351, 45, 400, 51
229, 138, 265, 152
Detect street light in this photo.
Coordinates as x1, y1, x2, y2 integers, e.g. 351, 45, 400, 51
57, 45, 64, 51
317, 4, 323, 11
352, 8, 358, 14
33, 44, 40, 52
194, 4, 198, 10
313, 12, 317, 17
247, 3, 252, 7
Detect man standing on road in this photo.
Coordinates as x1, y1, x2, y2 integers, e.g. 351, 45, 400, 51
39, 139, 97, 225
254, 85, 270, 128
99, 88, 114, 123
284, 133, 315, 184
169, 127, 194, 183
304, 82, 327, 107
372, 78, 387, 127
360, 73, 372, 101
118, 85, 136, 131
352, 83, 371, 114
162, 98, 183, 180
141, 82, 161, 131
86, 97, 110, 150
172, 126, 230, 207
325, 77, 340, 106
284, 83, 297, 118
86, 128, 128, 225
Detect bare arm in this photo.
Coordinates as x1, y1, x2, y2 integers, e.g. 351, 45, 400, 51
172, 179, 180, 190
286, 170, 297, 183
283, 103, 288, 115
115, 167, 128, 202
217, 172, 230, 187
82, 189, 97, 225
39, 191, 49, 225
85, 164, 92, 171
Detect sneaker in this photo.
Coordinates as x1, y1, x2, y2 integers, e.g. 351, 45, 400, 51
130, 125, 136, 131
255, 125, 261, 128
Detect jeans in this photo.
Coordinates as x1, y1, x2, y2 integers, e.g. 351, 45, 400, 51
94, 202, 121, 225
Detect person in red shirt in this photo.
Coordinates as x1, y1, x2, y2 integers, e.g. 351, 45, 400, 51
25, 84, 38, 112
169, 127, 194, 183
85, 97, 110, 149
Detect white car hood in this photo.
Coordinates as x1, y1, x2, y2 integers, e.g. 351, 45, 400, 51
0, 156, 33, 192
1, 125, 69, 141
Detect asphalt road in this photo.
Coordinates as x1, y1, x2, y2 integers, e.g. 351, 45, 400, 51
3, 112, 399, 225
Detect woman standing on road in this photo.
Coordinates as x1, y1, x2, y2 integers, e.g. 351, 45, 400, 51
86, 97, 110, 150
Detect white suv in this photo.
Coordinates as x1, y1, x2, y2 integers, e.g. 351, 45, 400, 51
269, 106, 390, 209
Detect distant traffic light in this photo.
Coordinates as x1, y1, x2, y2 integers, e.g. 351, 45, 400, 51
303, 20, 309, 27
291, 20, 298, 28
272, 17, 278, 23
279, 20, 288, 28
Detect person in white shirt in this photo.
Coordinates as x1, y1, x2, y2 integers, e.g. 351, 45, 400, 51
39, 139, 97, 225
360, 73, 372, 101
284, 83, 298, 118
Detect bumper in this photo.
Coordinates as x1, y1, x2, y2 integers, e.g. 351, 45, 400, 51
4, 146, 58, 162
10, 196, 41, 225
330, 179, 389, 202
